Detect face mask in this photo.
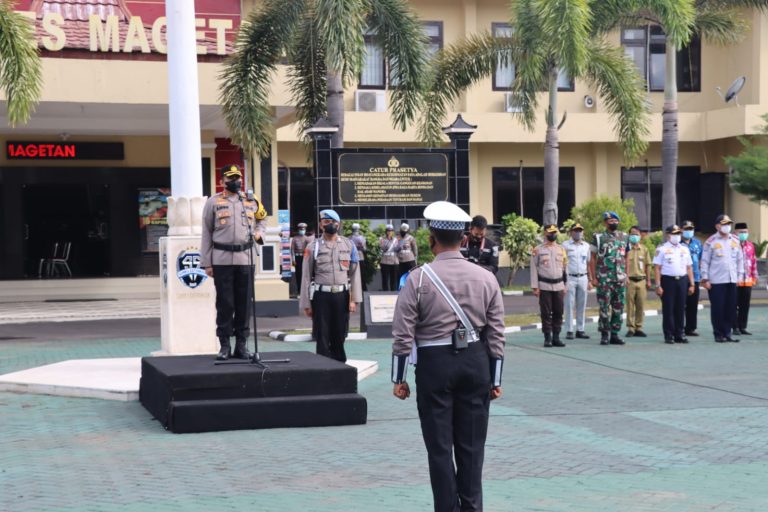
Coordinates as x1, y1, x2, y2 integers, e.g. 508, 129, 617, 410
607, 223, 618, 231
298, 230, 306, 236
472, 234, 483, 242
670, 235, 681, 245
572, 232, 583, 241
739, 232, 749, 242
682, 230, 694, 240
720, 225, 732, 235
225, 180, 242, 193
323, 223, 338, 235
400, 231, 408, 237
629, 234, 640, 244
546, 233, 558, 242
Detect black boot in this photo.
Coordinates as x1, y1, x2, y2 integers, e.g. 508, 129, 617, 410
233, 337, 252, 359
600, 331, 609, 345
216, 337, 231, 361
609, 333, 626, 345
543, 332, 553, 348
552, 331, 566, 347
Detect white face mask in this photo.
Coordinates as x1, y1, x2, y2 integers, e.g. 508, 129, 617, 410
670, 235, 681, 245
720, 225, 732, 235
572, 232, 583, 241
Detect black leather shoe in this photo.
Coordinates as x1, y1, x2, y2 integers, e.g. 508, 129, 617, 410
216, 338, 231, 361
609, 334, 625, 345
233, 339, 252, 359
665, 338, 675, 344
634, 330, 647, 337
740, 330, 752, 336
714, 337, 726, 343
725, 337, 740, 343
575, 331, 590, 339
732, 328, 742, 335
675, 337, 689, 344
552, 332, 566, 347
685, 330, 699, 337
626, 330, 635, 337
566, 331, 574, 340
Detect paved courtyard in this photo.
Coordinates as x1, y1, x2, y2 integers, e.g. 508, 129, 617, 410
2, 309, 768, 511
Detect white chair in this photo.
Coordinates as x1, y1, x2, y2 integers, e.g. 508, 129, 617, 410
37, 242, 59, 278
50, 242, 72, 278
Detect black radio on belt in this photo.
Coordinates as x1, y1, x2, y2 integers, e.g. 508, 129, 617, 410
452, 327, 469, 350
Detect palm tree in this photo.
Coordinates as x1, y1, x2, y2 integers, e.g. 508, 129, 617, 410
220, 0, 429, 157
596, 0, 768, 228
0, 1, 42, 126
419, 0, 651, 226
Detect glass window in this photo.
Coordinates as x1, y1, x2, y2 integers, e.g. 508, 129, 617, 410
492, 23, 515, 90
621, 166, 703, 230
492, 167, 575, 225
361, 29, 385, 89
390, 22, 442, 87
622, 26, 700, 92
556, 68, 574, 92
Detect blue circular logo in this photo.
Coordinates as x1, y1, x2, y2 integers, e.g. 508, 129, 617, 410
176, 249, 208, 289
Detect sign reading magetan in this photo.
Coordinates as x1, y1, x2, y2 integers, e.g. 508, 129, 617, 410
338, 153, 448, 205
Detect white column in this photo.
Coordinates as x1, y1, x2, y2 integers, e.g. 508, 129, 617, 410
166, 0, 203, 199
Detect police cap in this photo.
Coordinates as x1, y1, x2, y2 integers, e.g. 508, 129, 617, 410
423, 201, 472, 231
681, 220, 695, 229
543, 224, 559, 234
570, 223, 584, 231
319, 209, 340, 222
715, 214, 733, 225
603, 211, 620, 221
665, 224, 682, 234
222, 164, 242, 178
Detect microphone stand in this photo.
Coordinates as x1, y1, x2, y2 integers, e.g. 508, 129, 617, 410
215, 190, 290, 367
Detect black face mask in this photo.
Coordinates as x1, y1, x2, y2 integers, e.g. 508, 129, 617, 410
323, 223, 338, 235
225, 180, 242, 193
607, 223, 618, 231
400, 231, 408, 237
472, 235, 483, 242
546, 233, 558, 242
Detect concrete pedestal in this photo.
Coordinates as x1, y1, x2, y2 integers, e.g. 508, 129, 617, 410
157, 235, 218, 355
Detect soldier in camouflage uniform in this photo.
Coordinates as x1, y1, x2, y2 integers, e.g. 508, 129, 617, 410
588, 211, 628, 346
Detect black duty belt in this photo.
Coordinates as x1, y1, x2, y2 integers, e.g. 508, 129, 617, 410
662, 275, 687, 280
569, 273, 587, 277
629, 276, 646, 282
538, 276, 564, 284
213, 241, 254, 252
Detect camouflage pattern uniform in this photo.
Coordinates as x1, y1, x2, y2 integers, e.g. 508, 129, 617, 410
591, 230, 628, 334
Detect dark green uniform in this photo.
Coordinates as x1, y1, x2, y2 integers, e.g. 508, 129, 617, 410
591, 230, 628, 335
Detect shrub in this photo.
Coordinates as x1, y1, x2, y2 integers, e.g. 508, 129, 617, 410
565, 195, 639, 241
341, 220, 380, 285
500, 213, 540, 285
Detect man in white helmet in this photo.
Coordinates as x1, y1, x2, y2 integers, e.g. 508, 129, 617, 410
379, 224, 398, 291
391, 201, 505, 512
395, 222, 418, 280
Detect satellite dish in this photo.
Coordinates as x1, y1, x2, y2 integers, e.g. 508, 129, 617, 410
716, 76, 746, 105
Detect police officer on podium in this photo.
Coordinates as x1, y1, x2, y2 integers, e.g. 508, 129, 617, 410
391, 201, 505, 512
201, 164, 267, 361
653, 225, 694, 344
299, 209, 362, 362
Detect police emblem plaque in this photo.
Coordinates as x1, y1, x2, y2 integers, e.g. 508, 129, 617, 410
176, 248, 208, 289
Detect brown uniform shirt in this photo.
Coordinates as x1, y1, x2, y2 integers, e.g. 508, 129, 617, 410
530, 242, 567, 291
299, 236, 363, 310
395, 234, 417, 263
627, 243, 650, 278
379, 236, 398, 265
392, 251, 505, 359
200, 192, 267, 267
291, 235, 313, 260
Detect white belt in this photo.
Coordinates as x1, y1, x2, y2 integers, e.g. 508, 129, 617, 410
316, 284, 348, 293
417, 336, 478, 348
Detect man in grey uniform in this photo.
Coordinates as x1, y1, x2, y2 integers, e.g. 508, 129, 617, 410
300, 209, 363, 362
395, 222, 418, 279
201, 165, 267, 361
391, 201, 505, 512
291, 222, 312, 297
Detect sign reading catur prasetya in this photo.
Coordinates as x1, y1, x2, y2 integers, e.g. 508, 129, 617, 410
338, 153, 448, 205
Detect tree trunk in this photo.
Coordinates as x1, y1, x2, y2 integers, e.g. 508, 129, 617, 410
661, 46, 678, 229
326, 71, 345, 148
543, 66, 560, 226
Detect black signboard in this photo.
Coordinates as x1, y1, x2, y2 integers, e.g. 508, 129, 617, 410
6, 141, 125, 160
338, 153, 448, 205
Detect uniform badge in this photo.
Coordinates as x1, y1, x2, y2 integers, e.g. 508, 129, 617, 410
176, 248, 208, 289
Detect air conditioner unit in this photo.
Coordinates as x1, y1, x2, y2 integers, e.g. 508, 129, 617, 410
504, 91, 523, 113
355, 90, 387, 112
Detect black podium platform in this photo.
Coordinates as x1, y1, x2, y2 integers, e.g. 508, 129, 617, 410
139, 351, 367, 433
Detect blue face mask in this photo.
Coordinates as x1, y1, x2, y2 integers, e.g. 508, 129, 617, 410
682, 230, 694, 239
629, 234, 640, 244
739, 232, 749, 242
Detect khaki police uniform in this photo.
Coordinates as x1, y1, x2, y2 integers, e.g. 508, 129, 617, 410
379, 234, 399, 291
299, 236, 362, 362
200, 190, 267, 347
391, 201, 504, 512
653, 236, 693, 342
350, 230, 368, 291
395, 232, 418, 279
290, 231, 313, 297
626, 242, 651, 333
531, 238, 567, 345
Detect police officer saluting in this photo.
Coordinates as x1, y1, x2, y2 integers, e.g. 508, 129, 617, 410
459, 215, 499, 274
700, 214, 744, 343
531, 224, 567, 347
201, 165, 267, 361
291, 222, 312, 297
391, 201, 505, 512
653, 225, 695, 344
300, 210, 362, 362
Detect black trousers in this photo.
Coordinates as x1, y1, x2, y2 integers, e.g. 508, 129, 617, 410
311, 290, 350, 362
415, 342, 491, 512
294, 255, 304, 296
684, 281, 700, 334
399, 260, 416, 281
661, 275, 688, 339
709, 283, 737, 339
212, 265, 252, 340
539, 290, 564, 334
736, 286, 752, 330
359, 260, 368, 291
381, 264, 398, 291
